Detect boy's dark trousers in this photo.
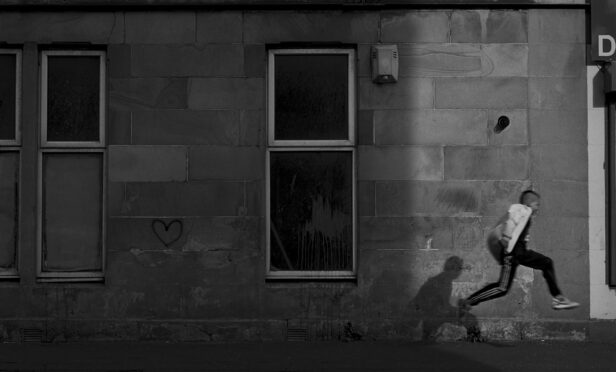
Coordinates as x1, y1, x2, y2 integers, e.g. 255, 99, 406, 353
466, 245, 562, 306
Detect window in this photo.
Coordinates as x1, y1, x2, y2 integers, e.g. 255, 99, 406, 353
266, 48, 356, 279
0, 49, 21, 278
38, 50, 106, 281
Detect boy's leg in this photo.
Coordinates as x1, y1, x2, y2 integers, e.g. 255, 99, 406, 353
464, 255, 518, 307
518, 250, 579, 310
516, 250, 560, 297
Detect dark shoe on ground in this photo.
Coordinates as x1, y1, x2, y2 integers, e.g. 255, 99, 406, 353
552, 296, 580, 310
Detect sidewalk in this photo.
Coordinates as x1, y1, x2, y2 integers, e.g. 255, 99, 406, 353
1, 340, 615, 372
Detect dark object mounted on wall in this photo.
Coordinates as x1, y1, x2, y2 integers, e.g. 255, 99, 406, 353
371, 45, 398, 84
493, 116, 510, 134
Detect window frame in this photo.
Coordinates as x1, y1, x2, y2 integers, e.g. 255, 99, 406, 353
0, 49, 22, 279
0, 148, 21, 279
40, 50, 106, 148
266, 47, 357, 280
267, 48, 356, 148
37, 50, 107, 282
0, 49, 22, 146
36, 148, 107, 282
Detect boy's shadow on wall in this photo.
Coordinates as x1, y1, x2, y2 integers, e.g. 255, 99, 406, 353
409, 256, 482, 342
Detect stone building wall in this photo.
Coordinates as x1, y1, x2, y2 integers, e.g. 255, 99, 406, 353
0, 6, 589, 341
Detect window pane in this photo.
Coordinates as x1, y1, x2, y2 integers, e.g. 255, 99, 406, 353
0, 54, 16, 141
47, 56, 100, 142
43, 153, 102, 272
274, 54, 348, 141
0, 152, 18, 269
270, 151, 353, 271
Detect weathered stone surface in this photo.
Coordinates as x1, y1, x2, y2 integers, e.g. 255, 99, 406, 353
108, 110, 131, 145
244, 45, 266, 78
528, 9, 586, 44
125, 11, 195, 44
358, 110, 374, 145
529, 44, 586, 78
530, 110, 587, 145
196, 11, 243, 43
451, 10, 527, 43
374, 109, 487, 145
396, 44, 527, 78
535, 180, 588, 217
444, 146, 529, 180
114, 182, 245, 217
435, 78, 527, 109
189, 146, 264, 180
108, 44, 131, 79
188, 78, 264, 110
107, 217, 260, 253
531, 144, 588, 182
487, 109, 528, 145
478, 180, 531, 217
245, 181, 264, 217
482, 44, 528, 77
359, 216, 453, 252
375, 181, 480, 217
531, 217, 588, 255
107, 182, 125, 217
109, 146, 187, 182
244, 11, 379, 43
359, 78, 434, 110
529, 78, 587, 110
380, 11, 449, 43
0, 12, 123, 43
132, 110, 239, 145
131, 45, 244, 77
239, 110, 265, 146
358, 146, 443, 181
359, 181, 375, 217
109, 78, 188, 110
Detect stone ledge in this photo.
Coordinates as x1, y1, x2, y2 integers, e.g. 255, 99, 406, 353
0, 318, 604, 343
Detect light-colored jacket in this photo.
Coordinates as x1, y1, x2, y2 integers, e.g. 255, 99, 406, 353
488, 204, 533, 255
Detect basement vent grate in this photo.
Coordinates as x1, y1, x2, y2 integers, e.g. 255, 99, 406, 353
20, 328, 43, 343
286, 328, 308, 342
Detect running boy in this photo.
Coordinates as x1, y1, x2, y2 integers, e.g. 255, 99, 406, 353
459, 190, 579, 312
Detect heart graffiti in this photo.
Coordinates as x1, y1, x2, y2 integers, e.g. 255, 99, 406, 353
151, 219, 183, 247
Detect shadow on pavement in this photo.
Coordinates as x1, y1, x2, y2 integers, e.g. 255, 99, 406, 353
409, 256, 483, 342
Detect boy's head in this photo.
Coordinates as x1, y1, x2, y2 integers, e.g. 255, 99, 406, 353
519, 190, 540, 213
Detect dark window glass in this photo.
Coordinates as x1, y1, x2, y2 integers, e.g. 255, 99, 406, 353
47, 56, 100, 142
0, 152, 18, 269
274, 54, 348, 141
42, 153, 103, 272
270, 151, 353, 271
0, 55, 16, 141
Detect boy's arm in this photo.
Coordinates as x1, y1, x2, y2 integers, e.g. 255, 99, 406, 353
500, 204, 532, 253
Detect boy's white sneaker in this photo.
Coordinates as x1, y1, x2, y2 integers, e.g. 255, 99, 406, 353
552, 296, 579, 310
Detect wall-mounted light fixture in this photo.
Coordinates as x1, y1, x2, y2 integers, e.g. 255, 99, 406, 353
371, 45, 398, 84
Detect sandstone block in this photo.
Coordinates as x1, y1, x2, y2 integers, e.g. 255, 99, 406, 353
188, 78, 264, 110
435, 78, 527, 109
244, 11, 378, 43
444, 146, 529, 180
125, 12, 195, 44
131, 45, 244, 77
358, 146, 443, 181
380, 11, 449, 43
132, 110, 239, 145
109, 146, 187, 182
374, 109, 487, 145
189, 146, 264, 180
360, 78, 434, 110
197, 12, 243, 43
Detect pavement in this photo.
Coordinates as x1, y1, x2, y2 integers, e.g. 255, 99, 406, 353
1, 340, 616, 372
